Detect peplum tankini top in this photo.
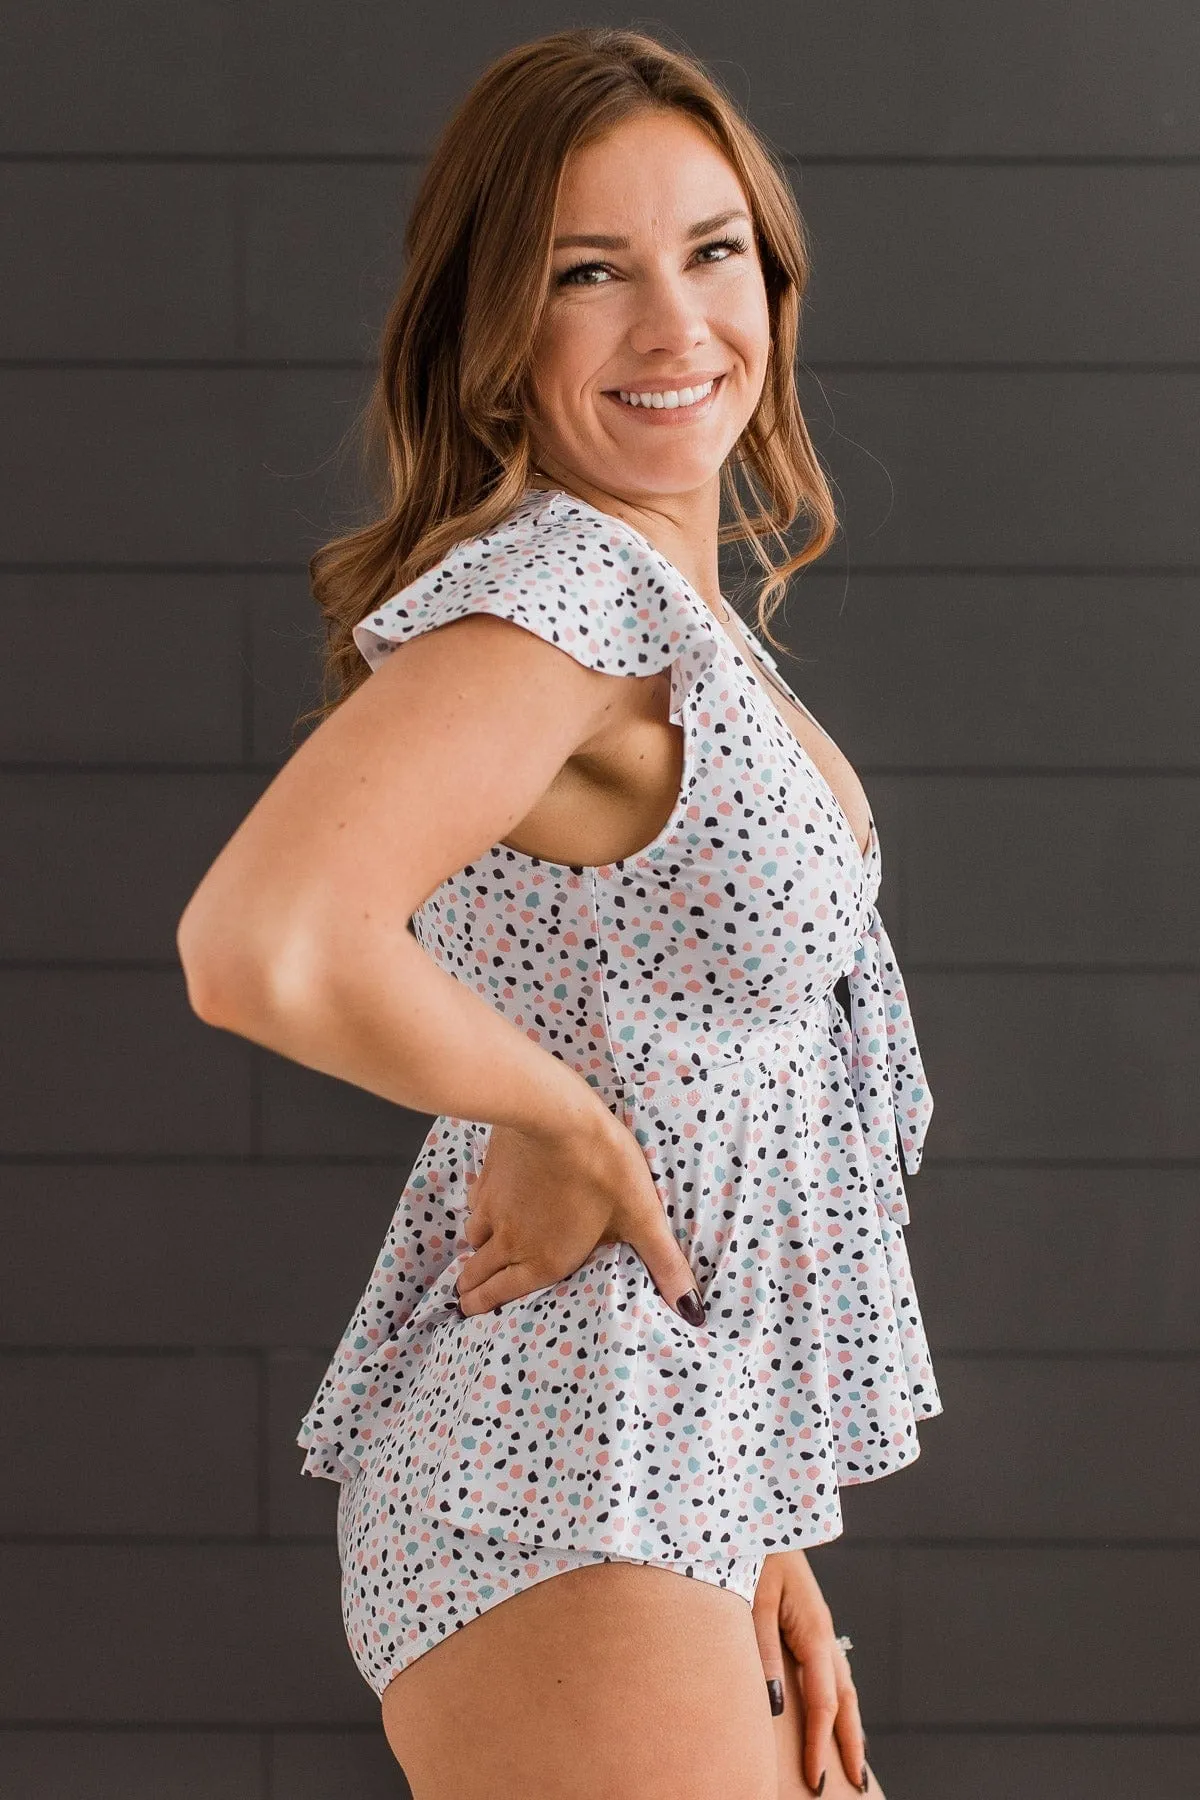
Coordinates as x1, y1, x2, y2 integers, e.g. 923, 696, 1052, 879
296, 484, 943, 1565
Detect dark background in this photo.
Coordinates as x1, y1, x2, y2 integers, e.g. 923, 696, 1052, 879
2, 5, 1198, 1796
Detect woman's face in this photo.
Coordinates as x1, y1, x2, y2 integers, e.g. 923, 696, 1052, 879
526, 109, 771, 504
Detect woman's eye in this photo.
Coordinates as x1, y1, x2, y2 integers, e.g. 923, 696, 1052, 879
555, 233, 749, 289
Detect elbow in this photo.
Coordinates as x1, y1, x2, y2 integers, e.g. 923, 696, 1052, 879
176, 890, 279, 1031
176, 895, 326, 1035
178, 957, 229, 1031
176, 900, 241, 1027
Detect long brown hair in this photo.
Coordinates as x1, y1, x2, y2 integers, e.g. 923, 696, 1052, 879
299, 25, 838, 735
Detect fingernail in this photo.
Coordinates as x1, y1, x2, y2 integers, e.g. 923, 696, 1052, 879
676, 1287, 707, 1327
859, 1766, 870, 1792
766, 1677, 784, 1716
811, 1773, 826, 1797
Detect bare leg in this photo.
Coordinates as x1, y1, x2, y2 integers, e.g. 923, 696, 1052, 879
380, 1559, 780, 1800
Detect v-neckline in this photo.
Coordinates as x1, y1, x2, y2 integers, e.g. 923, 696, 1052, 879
525, 485, 875, 873
717, 601, 876, 873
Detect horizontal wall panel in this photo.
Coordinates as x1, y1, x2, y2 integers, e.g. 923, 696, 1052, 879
4, 693, 1193, 975
898, 1547, 1200, 1724
800, 372, 1200, 569
770, 574, 1200, 770
0, 1354, 258, 1536
3, 0, 243, 153
1, 164, 241, 360
0, 1731, 263, 1800
0, 576, 250, 764
875, 1733, 1200, 1799
4, 370, 1197, 569
256, 1044, 436, 1158
0, 772, 267, 960
6, 572, 1196, 774
0, 1544, 370, 1724
908, 1168, 1200, 1354
0, 972, 253, 1156
4, 1165, 1193, 1358
841, 1357, 1200, 1540
0, 1164, 417, 1349
885, 774, 1200, 966
0, 572, 324, 768
0, 369, 367, 565
800, 166, 1200, 364
242, 166, 418, 365
269, 1730, 412, 1800
251, 0, 1200, 160
909, 972, 1200, 1160
8, 163, 1198, 365
0, 370, 268, 564
7, 3, 1197, 155
249, 581, 331, 764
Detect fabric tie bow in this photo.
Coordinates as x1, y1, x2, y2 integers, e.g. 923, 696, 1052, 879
831, 906, 934, 1227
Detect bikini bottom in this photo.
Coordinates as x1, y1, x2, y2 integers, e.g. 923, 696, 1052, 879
336, 1427, 767, 1699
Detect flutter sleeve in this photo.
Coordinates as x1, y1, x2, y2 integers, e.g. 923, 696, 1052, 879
351, 488, 720, 721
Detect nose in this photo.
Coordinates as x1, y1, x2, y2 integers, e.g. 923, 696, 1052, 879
626, 269, 709, 361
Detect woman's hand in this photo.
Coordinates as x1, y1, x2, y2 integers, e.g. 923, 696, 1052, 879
752, 1550, 869, 1795
454, 1102, 707, 1326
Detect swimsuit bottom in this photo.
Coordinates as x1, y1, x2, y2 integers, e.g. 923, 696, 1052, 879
336, 1420, 767, 1699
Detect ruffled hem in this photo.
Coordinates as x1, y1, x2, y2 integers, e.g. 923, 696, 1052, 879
297, 1227, 941, 1557
296, 1036, 943, 1564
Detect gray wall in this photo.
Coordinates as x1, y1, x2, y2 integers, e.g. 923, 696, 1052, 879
2, 5, 1198, 1796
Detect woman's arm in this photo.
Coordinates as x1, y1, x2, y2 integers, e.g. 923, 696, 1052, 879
176, 610, 633, 1137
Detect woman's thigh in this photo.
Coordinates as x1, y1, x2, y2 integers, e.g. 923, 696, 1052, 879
380, 1558, 780, 1800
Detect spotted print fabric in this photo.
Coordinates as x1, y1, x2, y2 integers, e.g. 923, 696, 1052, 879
298, 485, 942, 1658
336, 1446, 765, 1697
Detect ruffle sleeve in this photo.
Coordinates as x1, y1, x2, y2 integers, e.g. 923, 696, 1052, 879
351, 487, 720, 722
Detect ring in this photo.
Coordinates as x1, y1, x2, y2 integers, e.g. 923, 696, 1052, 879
835, 1634, 853, 1655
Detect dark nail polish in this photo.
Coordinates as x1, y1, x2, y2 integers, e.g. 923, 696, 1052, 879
676, 1287, 707, 1326
766, 1677, 784, 1716
812, 1773, 826, 1797
859, 1767, 870, 1792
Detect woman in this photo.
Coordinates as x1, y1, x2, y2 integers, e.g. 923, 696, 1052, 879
178, 27, 941, 1800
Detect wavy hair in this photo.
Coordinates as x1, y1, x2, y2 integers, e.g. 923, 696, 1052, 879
299, 25, 838, 733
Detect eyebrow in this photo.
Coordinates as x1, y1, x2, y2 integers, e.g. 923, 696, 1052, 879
552, 208, 751, 251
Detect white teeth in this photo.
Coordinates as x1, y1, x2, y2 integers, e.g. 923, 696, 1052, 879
616, 377, 716, 409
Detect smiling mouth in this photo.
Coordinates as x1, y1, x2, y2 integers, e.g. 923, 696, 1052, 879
609, 373, 725, 410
